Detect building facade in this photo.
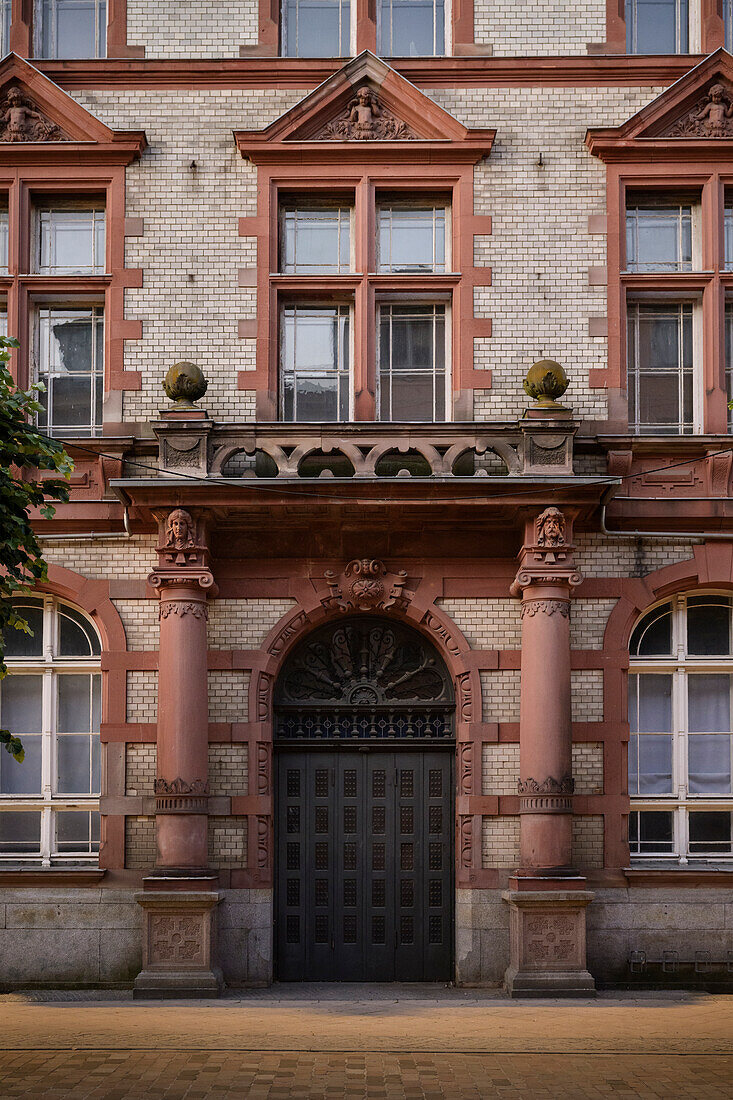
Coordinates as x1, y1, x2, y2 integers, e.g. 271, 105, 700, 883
1, 0, 732, 994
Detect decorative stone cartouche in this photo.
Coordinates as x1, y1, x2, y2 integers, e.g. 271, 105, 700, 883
523, 359, 569, 411
162, 361, 208, 409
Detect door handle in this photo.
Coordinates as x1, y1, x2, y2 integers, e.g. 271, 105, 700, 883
330, 936, 335, 951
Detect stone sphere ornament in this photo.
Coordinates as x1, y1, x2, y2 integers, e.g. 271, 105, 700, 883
162, 360, 208, 408
523, 358, 569, 410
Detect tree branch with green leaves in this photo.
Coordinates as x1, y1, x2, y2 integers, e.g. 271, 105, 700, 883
0, 334, 73, 763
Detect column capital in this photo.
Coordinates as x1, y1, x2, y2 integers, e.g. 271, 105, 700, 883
148, 507, 217, 597
510, 505, 582, 597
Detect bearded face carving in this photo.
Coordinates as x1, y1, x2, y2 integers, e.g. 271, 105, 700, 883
536, 507, 566, 548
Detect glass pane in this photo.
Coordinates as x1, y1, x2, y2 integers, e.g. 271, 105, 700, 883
637, 734, 673, 794
688, 811, 732, 853
1, 605, 44, 658
628, 0, 687, 54
633, 674, 673, 732
282, 208, 349, 273
0, 811, 42, 854
43, 312, 93, 373
58, 606, 100, 656
39, 210, 104, 274
56, 733, 92, 794
58, 674, 92, 733
51, 375, 92, 429
283, 0, 348, 57
0, 675, 43, 736
630, 604, 672, 656
0, 208, 8, 273
0, 734, 42, 794
43, 0, 105, 58
687, 598, 730, 655
294, 376, 339, 421
380, 0, 444, 55
627, 206, 692, 272
638, 810, 675, 852
388, 374, 435, 421
378, 207, 445, 272
688, 735, 732, 795
55, 809, 96, 852
688, 675, 731, 733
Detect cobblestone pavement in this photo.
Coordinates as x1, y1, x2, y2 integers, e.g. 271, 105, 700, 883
0, 987, 731, 1098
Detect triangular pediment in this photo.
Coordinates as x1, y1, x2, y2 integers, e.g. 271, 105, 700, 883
235, 52, 494, 161
587, 50, 733, 158
0, 54, 146, 153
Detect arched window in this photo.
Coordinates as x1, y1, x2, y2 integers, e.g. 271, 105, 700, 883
0, 596, 101, 866
629, 592, 733, 863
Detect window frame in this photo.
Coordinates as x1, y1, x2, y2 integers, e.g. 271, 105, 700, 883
625, 296, 701, 435
0, 596, 102, 867
628, 592, 733, 865
34, 301, 105, 437
33, 0, 108, 59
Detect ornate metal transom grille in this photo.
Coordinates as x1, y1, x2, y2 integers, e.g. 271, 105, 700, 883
274, 617, 454, 741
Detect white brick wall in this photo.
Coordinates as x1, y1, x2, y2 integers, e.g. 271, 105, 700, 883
570, 599, 618, 650
208, 816, 248, 868
207, 598, 297, 649
113, 598, 159, 651
126, 670, 157, 722
208, 671, 250, 722
125, 743, 156, 795
482, 742, 603, 795
127, 1, 259, 58
571, 669, 604, 722
125, 743, 249, 795
574, 534, 700, 579
40, 536, 156, 580
474, 0, 606, 55
125, 815, 156, 868
572, 814, 604, 867
427, 85, 663, 423
481, 815, 520, 867
481, 670, 521, 722
437, 598, 521, 649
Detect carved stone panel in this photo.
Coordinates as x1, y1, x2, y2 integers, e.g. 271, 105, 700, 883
149, 914, 204, 965
664, 82, 733, 138
318, 88, 417, 141
0, 87, 66, 142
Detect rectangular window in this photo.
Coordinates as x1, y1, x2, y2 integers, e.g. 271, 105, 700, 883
627, 301, 694, 434
54, 809, 100, 856
377, 205, 447, 273
0, 812, 42, 857
626, 0, 689, 54
36, 204, 106, 275
625, 199, 693, 272
56, 674, 101, 795
35, 0, 107, 58
35, 306, 104, 436
378, 0, 445, 56
688, 811, 733, 855
280, 206, 351, 274
725, 203, 733, 271
280, 304, 351, 422
378, 303, 447, 422
0, 200, 8, 275
628, 673, 674, 795
726, 304, 733, 430
628, 810, 676, 855
687, 674, 732, 796
0, 1, 9, 64
281, 0, 350, 57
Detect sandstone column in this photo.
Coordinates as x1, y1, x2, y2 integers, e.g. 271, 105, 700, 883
134, 506, 222, 998
503, 506, 595, 996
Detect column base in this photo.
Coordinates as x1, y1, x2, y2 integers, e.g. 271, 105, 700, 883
502, 888, 596, 998
134, 889, 223, 999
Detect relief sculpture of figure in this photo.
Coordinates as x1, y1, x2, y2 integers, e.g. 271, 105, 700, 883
536, 506, 566, 547
694, 83, 733, 137
0, 87, 59, 142
165, 508, 196, 550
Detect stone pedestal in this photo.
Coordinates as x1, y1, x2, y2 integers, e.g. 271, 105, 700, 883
134, 889, 223, 999
503, 889, 595, 997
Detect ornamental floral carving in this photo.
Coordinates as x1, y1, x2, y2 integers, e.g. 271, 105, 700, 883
520, 599, 570, 619
320, 87, 416, 141
665, 82, 733, 138
324, 558, 410, 613
159, 601, 209, 620
460, 815, 472, 869
518, 775, 574, 796
154, 778, 209, 796
525, 914, 576, 965
0, 87, 64, 142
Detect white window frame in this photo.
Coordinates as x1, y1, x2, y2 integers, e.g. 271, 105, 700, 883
279, 204, 353, 275
376, 300, 450, 423
0, 0, 10, 62
36, 204, 106, 276
626, 297, 702, 435
280, 0, 354, 58
0, 204, 8, 275
629, 592, 733, 865
624, 198, 700, 273
376, 0, 449, 57
0, 596, 101, 867
625, 0, 694, 54
33, 303, 105, 437
34, 0, 107, 58
376, 203, 450, 274
279, 301, 354, 422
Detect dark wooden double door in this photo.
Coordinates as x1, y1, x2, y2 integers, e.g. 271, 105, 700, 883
276, 751, 453, 981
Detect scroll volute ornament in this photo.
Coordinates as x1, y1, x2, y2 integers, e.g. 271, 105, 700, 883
510, 506, 582, 596
148, 507, 216, 594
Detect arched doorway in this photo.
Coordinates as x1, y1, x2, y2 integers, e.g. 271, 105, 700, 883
274, 616, 455, 981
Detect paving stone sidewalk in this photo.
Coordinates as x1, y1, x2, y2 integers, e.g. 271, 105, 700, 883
0, 987, 730, 1098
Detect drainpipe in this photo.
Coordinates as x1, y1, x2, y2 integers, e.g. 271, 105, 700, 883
39, 503, 133, 540
600, 484, 733, 541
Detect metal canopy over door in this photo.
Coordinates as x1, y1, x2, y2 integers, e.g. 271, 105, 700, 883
273, 617, 455, 982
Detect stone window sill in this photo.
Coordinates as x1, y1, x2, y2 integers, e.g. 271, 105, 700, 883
0, 868, 106, 887
625, 865, 733, 886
